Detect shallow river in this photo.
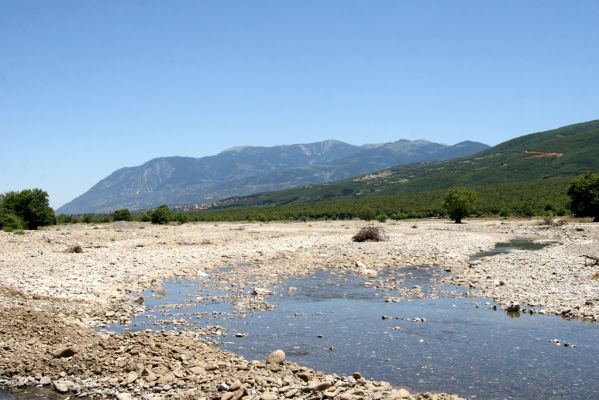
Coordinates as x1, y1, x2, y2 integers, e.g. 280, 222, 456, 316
3, 239, 599, 399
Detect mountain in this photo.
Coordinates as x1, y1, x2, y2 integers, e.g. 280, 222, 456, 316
57, 139, 488, 214
214, 119, 599, 209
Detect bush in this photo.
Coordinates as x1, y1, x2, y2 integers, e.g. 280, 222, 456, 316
376, 213, 388, 223
0, 209, 25, 232
174, 213, 190, 224
352, 226, 388, 242
358, 207, 376, 221
150, 204, 172, 224
443, 188, 477, 223
113, 208, 132, 221
0, 189, 55, 229
567, 172, 599, 222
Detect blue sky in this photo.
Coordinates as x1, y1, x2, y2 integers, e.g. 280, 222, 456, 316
1, 1, 598, 208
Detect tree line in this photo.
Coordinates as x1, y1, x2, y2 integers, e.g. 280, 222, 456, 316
1, 173, 597, 232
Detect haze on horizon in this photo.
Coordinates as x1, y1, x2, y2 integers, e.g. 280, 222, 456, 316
1, 1, 598, 208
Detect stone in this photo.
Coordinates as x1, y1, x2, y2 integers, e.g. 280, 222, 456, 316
125, 371, 138, 384
52, 347, 76, 358
266, 349, 286, 364
260, 394, 278, 400
297, 372, 311, 382
355, 261, 366, 268
53, 380, 70, 393
392, 388, 411, 399
39, 376, 51, 386
506, 302, 520, 312
116, 394, 134, 400
352, 371, 362, 379
221, 393, 235, 400
311, 381, 333, 391
157, 373, 175, 386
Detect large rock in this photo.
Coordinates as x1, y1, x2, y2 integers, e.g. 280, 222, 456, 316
52, 346, 77, 358
266, 349, 286, 364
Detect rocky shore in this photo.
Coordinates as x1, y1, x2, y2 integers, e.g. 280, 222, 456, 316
1, 219, 597, 399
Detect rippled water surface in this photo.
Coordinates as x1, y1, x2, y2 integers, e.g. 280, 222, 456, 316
109, 264, 599, 400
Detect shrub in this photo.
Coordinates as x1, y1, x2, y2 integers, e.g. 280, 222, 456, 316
443, 188, 477, 223
376, 213, 388, 223
113, 208, 132, 221
0, 189, 55, 229
0, 209, 25, 232
567, 172, 599, 222
358, 207, 376, 221
174, 213, 190, 224
352, 226, 388, 242
150, 204, 172, 224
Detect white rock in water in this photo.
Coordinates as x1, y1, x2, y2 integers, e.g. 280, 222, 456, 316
266, 349, 286, 364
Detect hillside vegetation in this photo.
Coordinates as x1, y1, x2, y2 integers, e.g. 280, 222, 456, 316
200, 120, 599, 220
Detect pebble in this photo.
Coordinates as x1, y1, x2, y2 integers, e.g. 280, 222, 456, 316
266, 349, 286, 364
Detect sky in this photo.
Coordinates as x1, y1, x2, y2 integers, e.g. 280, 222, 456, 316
1, 1, 598, 208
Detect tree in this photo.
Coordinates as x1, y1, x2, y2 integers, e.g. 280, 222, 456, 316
0, 189, 55, 229
443, 188, 477, 223
150, 204, 172, 224
567, 172, 599, 222
113, 208, 132, 221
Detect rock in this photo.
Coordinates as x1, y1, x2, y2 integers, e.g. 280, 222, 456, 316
352, 371, 362, 379
116, 394, 134, 400
134, 296, 144, 305
355, 261, 366, 268
39, 376, 51, 386
221, 393, 235, 400
125, 371, 138, 384
189, 366, 205, 375
266, 349, 286, 364
389, 388, 411, 399
157, 373, 175, 385
53, 380, 70, 393
260, 393, 278, 400
311, 381, 333, 391
252, 287, 273, 296
297, 372, 311, 382
506, 302, 520, 312
52, 347, 76, 358
217, 382, 230, 391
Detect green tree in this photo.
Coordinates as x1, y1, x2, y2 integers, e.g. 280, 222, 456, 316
567, 172, 599, 222
150, 204, 172, 224
358, 207, 376, 221
0, 189, 55, 229
113, 208, 132, 221
443, 188, 477, 223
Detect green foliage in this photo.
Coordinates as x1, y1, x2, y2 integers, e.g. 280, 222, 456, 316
174, 212, 190, 224
443, 188, 477, 223
113, 208, 132, 221
0, 189, 55, 230
567, 172, 599, 221
0, 209, 25, 232
376, 213, 387, 223
150, 204, 172, 224
358, 207, 376, 221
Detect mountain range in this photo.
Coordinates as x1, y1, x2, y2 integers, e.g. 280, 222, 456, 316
215, 119, 599, 209
57, 139, 488, 214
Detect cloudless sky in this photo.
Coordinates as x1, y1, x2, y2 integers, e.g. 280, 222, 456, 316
1, 1, 598, 208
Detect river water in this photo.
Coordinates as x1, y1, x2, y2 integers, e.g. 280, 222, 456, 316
4, 239, 598, 399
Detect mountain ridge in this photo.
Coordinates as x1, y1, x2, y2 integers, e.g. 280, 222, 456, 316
57, 138, 488, 214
